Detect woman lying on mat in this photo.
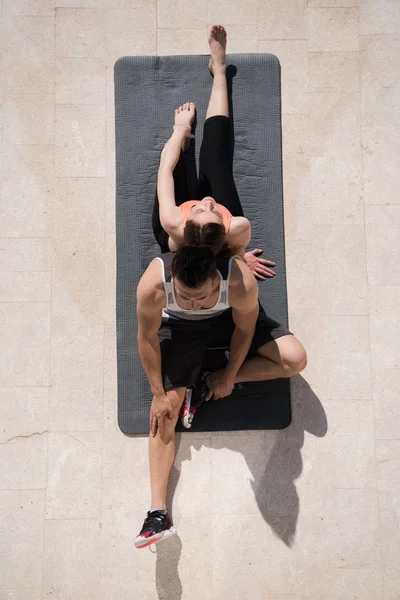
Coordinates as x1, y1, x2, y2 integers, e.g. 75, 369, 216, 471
152, 24, 275, 281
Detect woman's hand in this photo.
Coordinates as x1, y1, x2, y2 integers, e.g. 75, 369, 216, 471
243, 249, 276, 280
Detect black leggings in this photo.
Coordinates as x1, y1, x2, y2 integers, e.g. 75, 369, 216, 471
152, 115, 244, 253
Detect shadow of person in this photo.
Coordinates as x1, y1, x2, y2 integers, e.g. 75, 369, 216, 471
153, 375, 327, 597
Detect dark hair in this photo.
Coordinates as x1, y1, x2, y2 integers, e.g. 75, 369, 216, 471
184, 220, 233, 258
171, 245, 216, 289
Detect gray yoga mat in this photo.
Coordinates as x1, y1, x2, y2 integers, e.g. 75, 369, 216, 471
115, 54, 291, 434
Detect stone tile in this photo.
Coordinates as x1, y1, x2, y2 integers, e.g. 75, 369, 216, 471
258, 41, 308, 115
46, 432, 102, 518
258, 0, 307, 40
320, 399, 374, 437
172, 435, 212, 518
311, 156, 363, 225
0, 303, 50, 387
369, 285, 400, 316
365, 205, 400, 286
286, 240, 316, 314
282, 114, 310, 158
374, 402, 400, 440
0, 490, 45, 587
0, 590, 42, 600
51, 249, 104, 336
359, 34, 400, 54
283, 155, 313, 242
372, 367, 400, 404
55, 57, 106, 104
2, 96, 54, 145
212, 432, 287, 514
157, 0, 205, 28
370, 303, 400, 379
379, 491, 400, 594
323, 569, 384, 599
0, 387, 49, 441
171, 515, 214, 600
1, 15, 54, 58
0, 272, 51, 302
157, 28, 208, 56
0, 434, 48, 492
106, 7, 156, 66
104, 232, 115, 322
49, 335, 103, 431
0, 145, 53, 237
376, 440, 400, 490
312, 225, 368, 315
361, 45, 400, 127
308, 7, 359, 52
0, 238, 52, 272
55, 104, 105, 177
300, 432, 376, 491
314, 316, 371, 400
362, 126, 400, 204
57, 0, 104, 6
359, 0, 400, 35
216, 25, 258, 52
2, 0, 54, 16
309, 92, 361, 156
100, 477, 149, 567
54, 178, 105, 253
103, 321, 116, 396
99, 566, 161, 600
309, 51, 359, 94
208, 0, 257, 25
56, 8, 105, 58
102, 399, 146, 477
42, 519, 101, 598
1, 16, 54, 95
308, 0, 357, 4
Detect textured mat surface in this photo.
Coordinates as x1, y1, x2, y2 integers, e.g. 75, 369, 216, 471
115, 54, 291, 434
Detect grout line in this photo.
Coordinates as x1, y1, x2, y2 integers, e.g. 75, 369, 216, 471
357, 6, 386, 595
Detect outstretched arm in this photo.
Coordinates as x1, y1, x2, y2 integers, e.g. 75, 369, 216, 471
157, 124, 193, 237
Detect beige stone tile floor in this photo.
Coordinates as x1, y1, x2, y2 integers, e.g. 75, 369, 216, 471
0, 0, 399, 598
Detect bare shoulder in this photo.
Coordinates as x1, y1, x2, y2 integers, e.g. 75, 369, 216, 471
227, 216, 251, 249
137, 258, 166, 313
228, 257, 258, 308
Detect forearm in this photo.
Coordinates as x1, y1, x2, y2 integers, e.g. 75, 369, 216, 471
159, 126, 187, 171
225, 326, 255, 381
138, 334, 164, 395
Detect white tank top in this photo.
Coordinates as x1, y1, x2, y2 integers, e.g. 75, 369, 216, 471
155, 253, 237, 321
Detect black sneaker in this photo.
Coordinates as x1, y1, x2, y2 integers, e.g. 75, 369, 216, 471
180, 371, 210, 429
134, 510, 177, 549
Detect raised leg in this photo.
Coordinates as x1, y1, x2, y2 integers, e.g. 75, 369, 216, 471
206, 25, 228, 119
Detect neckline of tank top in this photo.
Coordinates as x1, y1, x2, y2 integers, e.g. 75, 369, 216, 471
169, 270, 224, 312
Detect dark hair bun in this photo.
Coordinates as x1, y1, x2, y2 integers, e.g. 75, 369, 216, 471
171, 245, 217, 289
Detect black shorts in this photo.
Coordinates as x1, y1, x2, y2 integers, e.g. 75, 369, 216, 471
158, 304, 292, 391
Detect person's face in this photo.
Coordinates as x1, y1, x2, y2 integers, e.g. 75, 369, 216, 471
174, 276, 216, 310
189, 197, 223, 226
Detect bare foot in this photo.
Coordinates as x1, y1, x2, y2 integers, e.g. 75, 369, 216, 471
174, 102, 196, 152
208, 24, 227, 75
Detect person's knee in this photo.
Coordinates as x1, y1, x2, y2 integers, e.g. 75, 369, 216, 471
282, 340, 307, 376
158, 389, 184, 443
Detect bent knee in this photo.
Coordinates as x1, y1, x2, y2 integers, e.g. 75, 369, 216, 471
282, 340, 307, 375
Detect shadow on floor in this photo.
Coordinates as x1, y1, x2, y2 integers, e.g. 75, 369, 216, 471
153, 374, 327, 599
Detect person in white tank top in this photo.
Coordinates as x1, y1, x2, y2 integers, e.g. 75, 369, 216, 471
135, 242, 307, 548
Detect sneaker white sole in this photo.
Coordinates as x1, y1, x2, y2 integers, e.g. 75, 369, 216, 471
180, 388, 193, 429
134, 526, 177, 549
